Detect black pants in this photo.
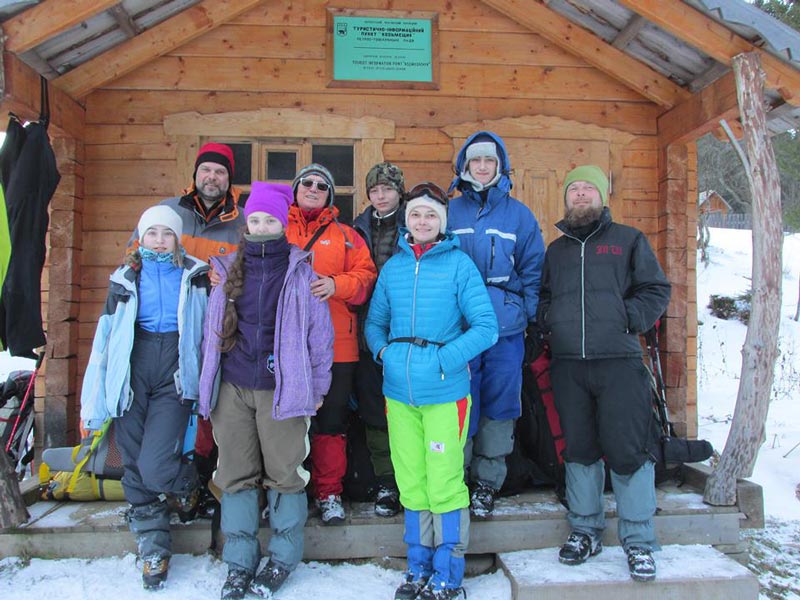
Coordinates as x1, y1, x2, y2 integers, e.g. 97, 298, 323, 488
115, 329, 197, 506
550, 357, 655, 475
313, 362, 357, 435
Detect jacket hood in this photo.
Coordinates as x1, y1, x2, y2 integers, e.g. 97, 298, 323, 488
449, 131, 512, 195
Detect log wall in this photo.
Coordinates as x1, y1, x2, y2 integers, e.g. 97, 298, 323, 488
63, 0, 692, 439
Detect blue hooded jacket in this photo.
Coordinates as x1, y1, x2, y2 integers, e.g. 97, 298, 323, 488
448, 131, 545, 336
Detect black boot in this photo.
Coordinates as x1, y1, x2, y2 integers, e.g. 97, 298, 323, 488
250, 560, 291, 598
220, 567, 253, 600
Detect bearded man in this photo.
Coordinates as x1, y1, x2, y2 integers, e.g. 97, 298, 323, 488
536, 165, 671, 582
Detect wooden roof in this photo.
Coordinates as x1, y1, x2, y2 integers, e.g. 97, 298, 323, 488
2, 0, 800, 133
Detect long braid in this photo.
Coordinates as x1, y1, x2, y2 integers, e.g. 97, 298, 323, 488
218, 237, 247, 353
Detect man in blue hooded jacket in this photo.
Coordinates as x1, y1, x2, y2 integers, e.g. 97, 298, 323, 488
448, 132, 545, 517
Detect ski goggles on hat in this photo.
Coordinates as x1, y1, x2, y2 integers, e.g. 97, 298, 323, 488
406, 182, 448, 205
299, 178, 331, 192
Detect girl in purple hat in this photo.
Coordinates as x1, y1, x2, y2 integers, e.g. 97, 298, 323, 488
199, 181, 334, 600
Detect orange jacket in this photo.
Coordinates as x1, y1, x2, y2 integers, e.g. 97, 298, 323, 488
286, 205, 376, 363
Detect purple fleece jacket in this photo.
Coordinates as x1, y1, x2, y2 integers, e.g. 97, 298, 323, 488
199, 244, 334, 420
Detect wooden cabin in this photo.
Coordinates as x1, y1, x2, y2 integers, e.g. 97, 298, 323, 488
698, 190, 732, 217
2, 0, 800, 452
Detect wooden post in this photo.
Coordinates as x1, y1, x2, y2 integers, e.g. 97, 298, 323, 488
0, 451, 28, 529
704, 52, 783, 506
43, 136, 84, 447
658, 144, 689, 435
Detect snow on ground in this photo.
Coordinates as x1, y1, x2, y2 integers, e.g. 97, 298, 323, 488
1, 227, 799, 599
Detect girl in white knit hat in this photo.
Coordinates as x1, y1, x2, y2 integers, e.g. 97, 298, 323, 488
80, 205, 210, 590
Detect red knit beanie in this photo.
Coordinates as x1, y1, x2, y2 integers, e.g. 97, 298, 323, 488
194, 143, 235, 178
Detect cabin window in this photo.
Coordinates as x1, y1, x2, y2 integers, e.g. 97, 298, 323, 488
266, 150, 297, 181
228, 143, 252, 186
208, 139, 357, 224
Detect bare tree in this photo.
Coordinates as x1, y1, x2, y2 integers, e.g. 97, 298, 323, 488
0, 450, 29, 529
704, 53, 783, 505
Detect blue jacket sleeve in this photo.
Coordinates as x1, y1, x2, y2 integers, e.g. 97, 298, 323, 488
365, 268, 391, 362
517, 209, 546, 322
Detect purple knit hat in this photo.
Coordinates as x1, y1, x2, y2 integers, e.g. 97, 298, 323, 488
244, 182, 293, 227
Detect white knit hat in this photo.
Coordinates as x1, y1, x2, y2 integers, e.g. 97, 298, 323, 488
137, 205, 183, 244
405, 195, 447, 234
465, 141, 499, 162
461, 141, 501, 191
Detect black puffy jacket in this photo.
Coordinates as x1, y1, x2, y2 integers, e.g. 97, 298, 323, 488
537, 208, 671, 359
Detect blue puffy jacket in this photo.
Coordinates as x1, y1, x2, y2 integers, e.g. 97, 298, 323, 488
80, 255, 209, 430
365, 231, 498, 406
448, 131, 545, 336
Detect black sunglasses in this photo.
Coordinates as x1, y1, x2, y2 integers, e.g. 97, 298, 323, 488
299, 178, 330, 192
406, 182, 448, 206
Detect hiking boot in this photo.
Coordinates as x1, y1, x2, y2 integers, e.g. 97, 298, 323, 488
316, 494, 345, 525
394, 572, 428, 599
141, 554, 169, 590
626, 545, 656, 581
250, 561, 291, 598
469, 482, 497, 518
220, 567, 252, 600
417, 581, 467, 600
375, 485, 401, 517
171, 488, 200, 523
558, 531, 603, 565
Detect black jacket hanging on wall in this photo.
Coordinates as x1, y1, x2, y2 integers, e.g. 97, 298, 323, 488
0, 109, 61, 357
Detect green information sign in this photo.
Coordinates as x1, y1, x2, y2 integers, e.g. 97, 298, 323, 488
333, 16, 433, 82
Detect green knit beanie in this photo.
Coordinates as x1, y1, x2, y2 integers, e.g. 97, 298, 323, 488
562, 165, 609, 206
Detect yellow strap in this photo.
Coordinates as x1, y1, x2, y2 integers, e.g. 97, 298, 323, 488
66, 418, 111, 494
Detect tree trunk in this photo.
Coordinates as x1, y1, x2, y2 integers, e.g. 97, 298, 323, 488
704, 52, 783, 505
0, 450, 29, 529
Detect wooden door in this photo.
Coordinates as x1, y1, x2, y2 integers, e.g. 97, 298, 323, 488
442, 115, 633, 246
503, 138, 610, 245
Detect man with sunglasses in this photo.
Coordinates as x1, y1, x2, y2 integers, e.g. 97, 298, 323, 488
286, 163, 377, 526
353, 162, 406, 518
448, 131, 546, 518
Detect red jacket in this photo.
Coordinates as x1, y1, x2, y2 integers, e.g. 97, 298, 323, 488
286, 205, 376, 363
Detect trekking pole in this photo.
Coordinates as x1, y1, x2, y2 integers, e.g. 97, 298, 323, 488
4, 352, 45, 454
644, 321, 674, 437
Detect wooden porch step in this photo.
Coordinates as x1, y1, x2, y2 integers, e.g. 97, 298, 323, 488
0, 483, 745, 561
499, 545, 759, 600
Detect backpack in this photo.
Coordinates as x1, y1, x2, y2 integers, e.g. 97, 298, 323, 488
39, 418, 126, 501
500, 334, 566, 503
644, 326, 714, 484
0, 369, 36, 477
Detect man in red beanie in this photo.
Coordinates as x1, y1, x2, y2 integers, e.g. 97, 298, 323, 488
128, 142, 245, 525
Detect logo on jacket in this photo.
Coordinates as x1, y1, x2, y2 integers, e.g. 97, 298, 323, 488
320, 239, 331, 245
596, 244, 623, 256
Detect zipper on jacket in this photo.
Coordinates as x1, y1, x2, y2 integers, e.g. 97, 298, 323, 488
256, 243, 265, 389
559, 224, 602, 359
490, 237, 495, 270
407, 260, 421, 406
